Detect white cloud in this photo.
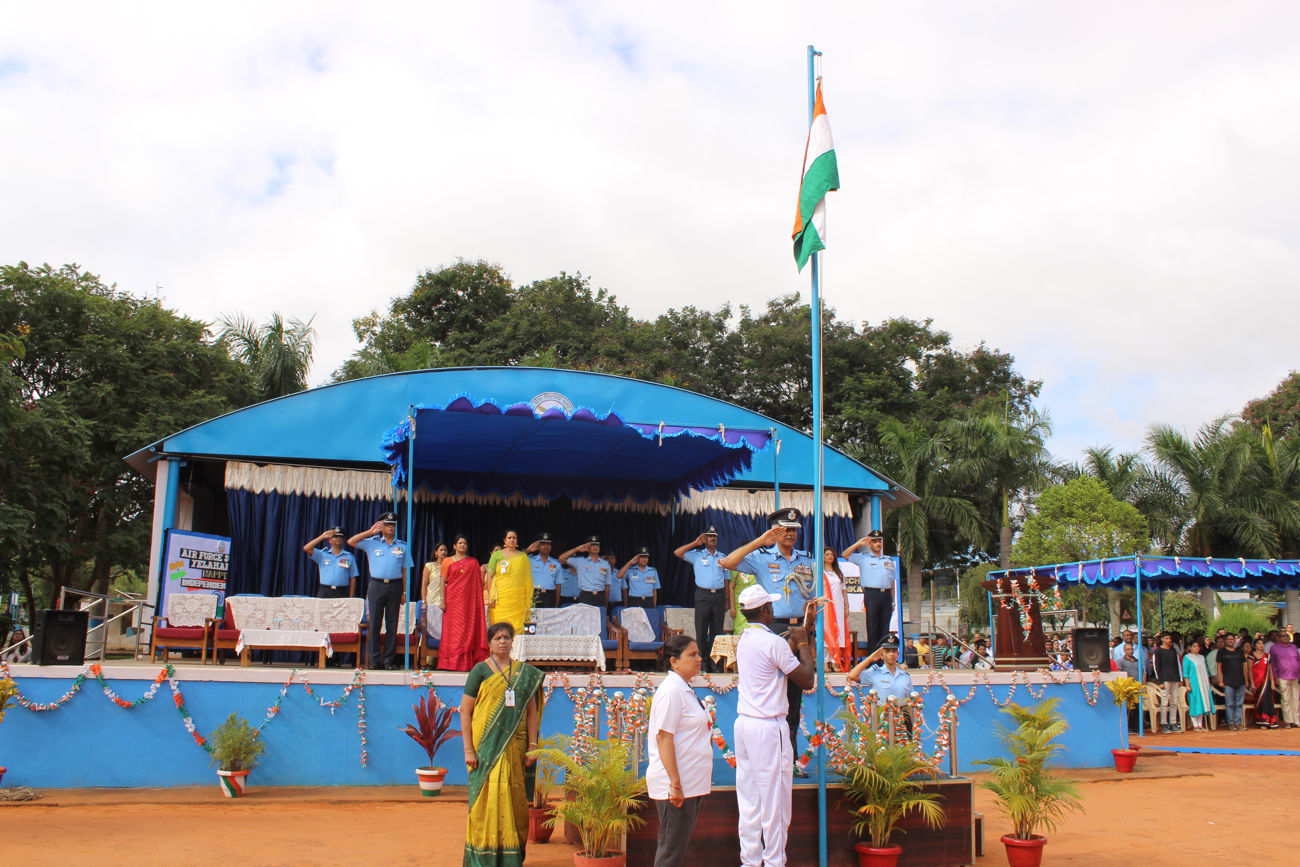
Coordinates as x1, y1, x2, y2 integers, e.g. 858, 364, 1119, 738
3, 1, 1298, 461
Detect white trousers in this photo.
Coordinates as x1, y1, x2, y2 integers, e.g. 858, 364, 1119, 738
734, 715, 793, 867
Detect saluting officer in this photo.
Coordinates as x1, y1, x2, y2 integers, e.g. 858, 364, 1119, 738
559, 536, 612, 608
674, 525, 730, 672
620, 546, 659, 608
842, 529, 898, 657
348, 511, 413, 670
524, 532, 562, 609
302, 527, 358, 598
720, 508, 816, 773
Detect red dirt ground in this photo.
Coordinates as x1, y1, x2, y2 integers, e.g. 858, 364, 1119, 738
2, 727, 1295, 865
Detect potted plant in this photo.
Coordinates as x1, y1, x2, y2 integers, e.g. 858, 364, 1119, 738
830, 708, 945, 867
209, 713, 266, 798
528, 734, 565, 843
974, 698, 1083, 867
530, 736, 646, 866
400, 689, 461, 796
0, 676, 16, 785
1105, 676, 1145, 772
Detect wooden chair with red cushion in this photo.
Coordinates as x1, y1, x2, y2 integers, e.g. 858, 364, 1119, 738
149, 594, 218, 664
207, 606, 241, 665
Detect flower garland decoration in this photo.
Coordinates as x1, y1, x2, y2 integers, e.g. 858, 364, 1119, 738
1008, 579, 1034, 640
357, 678, 368, 766
89, 663, 170, 708
702, 695, 736, 767
0, 659, 87, 711
168, 671, 213, 754
301, 667, 364, 713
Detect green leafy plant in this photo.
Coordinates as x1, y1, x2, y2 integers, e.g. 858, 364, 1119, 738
530, 736, 646, 858
400, 689, 461, 769
1105, 677, 1145, 710
208, 713, 267, 772
1210, 603, 1275, 640
829, 707, 945, 849
530, 734, 565, 809
974, 698, 1083, 840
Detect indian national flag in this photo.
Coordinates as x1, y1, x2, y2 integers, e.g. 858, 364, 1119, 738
791, 82, 840, 271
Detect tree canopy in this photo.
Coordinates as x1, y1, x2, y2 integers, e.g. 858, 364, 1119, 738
0, 263, 253, 626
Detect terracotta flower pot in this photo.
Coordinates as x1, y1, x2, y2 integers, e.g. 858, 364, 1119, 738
1001, 834, 1047, 867
853, 842, 903, 867
528, 806, 554, 843
216, 769, 250, 798
415, 766, 447, 796
1111, 748, 1138, 773
573, 852, 625, 867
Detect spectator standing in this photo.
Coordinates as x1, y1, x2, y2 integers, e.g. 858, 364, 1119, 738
1182, 639, 1213, 730
1270, 630, 1300, 728
1250, 637, 1280, 728
1153, 633, 1183, 733
1217, 634, 1248, 730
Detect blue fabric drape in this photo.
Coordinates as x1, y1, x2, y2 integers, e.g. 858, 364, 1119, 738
226, 490, 854, 606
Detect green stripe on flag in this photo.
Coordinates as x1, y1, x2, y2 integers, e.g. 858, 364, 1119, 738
793, 150, 839, 270
793, 219, 824, 271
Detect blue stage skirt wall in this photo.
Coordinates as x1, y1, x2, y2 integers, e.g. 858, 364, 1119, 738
0, 669, 1120, 789
225, 490, 854, 606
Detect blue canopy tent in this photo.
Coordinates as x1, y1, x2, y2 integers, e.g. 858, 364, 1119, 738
380, 396, 770, 503
378, 396, 771, 666
988, 556, 1300, 734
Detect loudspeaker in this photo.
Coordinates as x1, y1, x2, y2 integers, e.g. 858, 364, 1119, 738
1073, 627, 1110, 672
32, 609, 89, 666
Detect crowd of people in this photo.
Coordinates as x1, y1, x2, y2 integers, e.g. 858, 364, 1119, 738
304, 507, 905, 675
455, 508, 918, 867
1118, 624, 1300, 732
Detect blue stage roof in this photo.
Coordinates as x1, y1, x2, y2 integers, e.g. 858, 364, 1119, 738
989, 556, 1300, 592
126, 367, 914, 505
381, 396, 768, 503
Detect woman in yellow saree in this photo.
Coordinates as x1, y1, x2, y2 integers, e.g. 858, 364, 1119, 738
485, 530, 532, 633
461, 621, 544, 867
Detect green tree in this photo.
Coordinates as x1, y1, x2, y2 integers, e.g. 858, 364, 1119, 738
958, 562, 998, 630
1243, 371, 1300, 438
1155, 592, 1209, 638
947, 407, 1057, 568
1011, 477, 1150, 567
1, 263, 253, 626
218, 311, 317, 400
876, 417, 986, 621
1146, 417, 1300, 557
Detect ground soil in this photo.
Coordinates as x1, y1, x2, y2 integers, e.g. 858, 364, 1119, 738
2, 727, 1296, 865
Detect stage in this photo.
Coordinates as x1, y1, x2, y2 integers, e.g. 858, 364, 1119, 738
0, 660, 1124, 789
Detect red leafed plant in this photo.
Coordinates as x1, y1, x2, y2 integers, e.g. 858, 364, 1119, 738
400, 690, 461, 768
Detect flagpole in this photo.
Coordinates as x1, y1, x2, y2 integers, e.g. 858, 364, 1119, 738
807, 42, 829, 867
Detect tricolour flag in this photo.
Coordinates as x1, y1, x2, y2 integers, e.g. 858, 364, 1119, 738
791, 82, 840, 271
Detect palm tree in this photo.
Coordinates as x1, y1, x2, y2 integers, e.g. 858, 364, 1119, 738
218, 312, 316, 400
877, 418, 986, 621
946, 407, 1056, 568
1145, 416, 1300, 557
1074, 446, 1143, 501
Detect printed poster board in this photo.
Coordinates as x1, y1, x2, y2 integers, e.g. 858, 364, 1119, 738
159, 529, 231, 618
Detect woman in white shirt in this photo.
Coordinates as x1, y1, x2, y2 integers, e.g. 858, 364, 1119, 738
646, 634, 713, 867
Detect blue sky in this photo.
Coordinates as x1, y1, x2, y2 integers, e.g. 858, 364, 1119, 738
2, 1, 1298, 462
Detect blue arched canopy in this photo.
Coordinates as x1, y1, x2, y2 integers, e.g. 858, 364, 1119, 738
989, 556, 1300, 592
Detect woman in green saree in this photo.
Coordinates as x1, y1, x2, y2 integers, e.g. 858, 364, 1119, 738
461, 621, 544, 867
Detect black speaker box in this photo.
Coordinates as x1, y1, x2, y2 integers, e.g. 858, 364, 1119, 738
33, 609, 89, 666
1073, 626, 1111, 672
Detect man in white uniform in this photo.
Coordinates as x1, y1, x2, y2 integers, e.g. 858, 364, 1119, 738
733, 584, 815, 867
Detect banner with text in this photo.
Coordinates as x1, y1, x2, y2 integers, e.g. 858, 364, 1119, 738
160, 530, 231, 618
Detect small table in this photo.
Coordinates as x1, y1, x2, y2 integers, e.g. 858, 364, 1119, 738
236, 629, 333, 668
710, 635, 740, 672
511, 634, 606, 670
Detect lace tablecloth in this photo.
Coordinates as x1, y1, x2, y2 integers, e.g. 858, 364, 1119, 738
224, 596, 363, 633
236, 628, 333, 668
533, 604, 602, 636
710, 635, 740, 671
511, 635, 605, 670
165, 593, 217, 627
620, 607, 656, 643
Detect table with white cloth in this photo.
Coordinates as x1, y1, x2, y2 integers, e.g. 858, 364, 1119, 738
236, 629, 333, 668
510, 634, 606, 670
515, 604, 606, 669
710, 634, 740, 672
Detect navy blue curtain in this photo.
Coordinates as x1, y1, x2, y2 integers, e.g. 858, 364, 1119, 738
226, 490, 854, 607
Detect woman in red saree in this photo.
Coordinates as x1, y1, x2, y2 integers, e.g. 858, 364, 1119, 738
439, 535, 488, 671
1250, 637, 1279, 728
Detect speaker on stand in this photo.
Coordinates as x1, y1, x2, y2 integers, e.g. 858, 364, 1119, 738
1072, 626, 1111, 672
32, 609, 89, 666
